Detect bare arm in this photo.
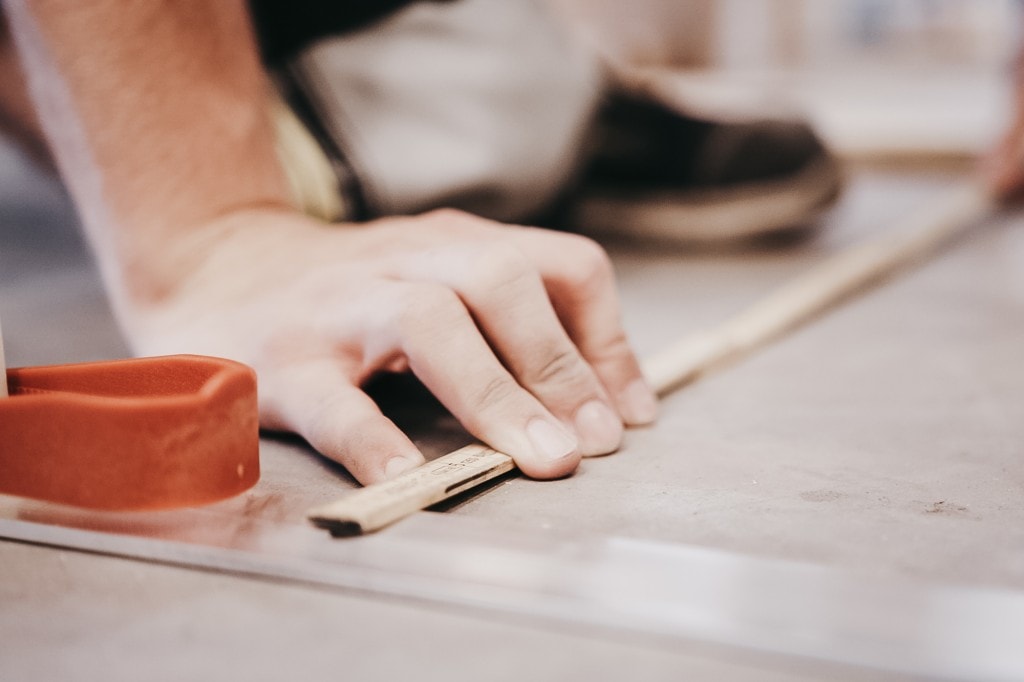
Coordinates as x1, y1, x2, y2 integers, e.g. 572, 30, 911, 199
7, 0, 657, 484
6, 0, 289, 308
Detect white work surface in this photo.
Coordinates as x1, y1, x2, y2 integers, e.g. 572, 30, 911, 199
2, 139, 1023, 681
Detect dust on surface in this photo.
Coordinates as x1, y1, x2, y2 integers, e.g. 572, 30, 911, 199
924, 500, 969, 515
799, 489, 846, 503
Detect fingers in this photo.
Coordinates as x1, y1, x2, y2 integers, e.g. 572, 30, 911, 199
984, 138, 1024, 200
246, 211, 650, 489
366, 281, 582, 479
508, 229, 658, 426
387, 243, 623, 456
259, 358, 425, 485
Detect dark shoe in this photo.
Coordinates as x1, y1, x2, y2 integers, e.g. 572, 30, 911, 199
569, 93, 843, 244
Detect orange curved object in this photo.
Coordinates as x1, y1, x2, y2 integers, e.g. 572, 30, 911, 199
0, 355, 259, 510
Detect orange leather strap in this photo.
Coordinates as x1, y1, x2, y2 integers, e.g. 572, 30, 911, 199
0, 355, 259, 510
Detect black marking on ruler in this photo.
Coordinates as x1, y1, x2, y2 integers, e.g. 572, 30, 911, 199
444, 465, 504, 495
430, 469, 518, 514
309, 516, 363, 538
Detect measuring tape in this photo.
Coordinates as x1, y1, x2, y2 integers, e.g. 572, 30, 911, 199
0, 355, 260, 510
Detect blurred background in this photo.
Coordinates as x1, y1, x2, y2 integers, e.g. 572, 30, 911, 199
2, 0, 1021, 365
554, 0, 1021, 161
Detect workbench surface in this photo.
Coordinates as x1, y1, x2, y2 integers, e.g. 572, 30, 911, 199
2, 140, 1022, 681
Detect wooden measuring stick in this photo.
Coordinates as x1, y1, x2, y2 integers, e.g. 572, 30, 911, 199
308, 185, 993, 536
309, 443, 515, 536
642, 184, 991, 395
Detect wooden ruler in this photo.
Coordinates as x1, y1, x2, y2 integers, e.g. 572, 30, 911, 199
308, 185, 993, 535
309, 443, 515, 536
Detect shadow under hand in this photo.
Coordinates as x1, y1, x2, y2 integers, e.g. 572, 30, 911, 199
362, 371, 475, 461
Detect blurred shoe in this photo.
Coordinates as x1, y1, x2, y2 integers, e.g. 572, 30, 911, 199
568, 93, 843, 244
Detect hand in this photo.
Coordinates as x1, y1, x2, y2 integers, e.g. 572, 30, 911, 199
128, 208, 658, 485
985, 74, 1024, 200
985, 118, 1024, 200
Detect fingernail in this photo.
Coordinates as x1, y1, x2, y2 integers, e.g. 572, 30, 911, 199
621, 379, 658, 425
526, 418, 578, 462
384, 456, 419, 480
574, 400, 623, 456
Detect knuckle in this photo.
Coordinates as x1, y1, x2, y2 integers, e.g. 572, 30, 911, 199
560, 236, 614, 292
529, 345, 590, 390
423, 207, 492, 235
392, 283, 464, 334
473, 375, 520, 413
465, 243, 532, 292
588, 330, 635, 367
426, 207, 471, 222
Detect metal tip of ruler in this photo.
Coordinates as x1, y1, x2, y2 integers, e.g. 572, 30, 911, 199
309, 515, 363, 538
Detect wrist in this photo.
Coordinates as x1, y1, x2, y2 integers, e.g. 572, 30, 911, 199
108, 206, 322, 334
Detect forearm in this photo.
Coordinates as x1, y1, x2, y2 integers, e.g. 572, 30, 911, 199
4, 0, 656, 484
5, 0, 292, 309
